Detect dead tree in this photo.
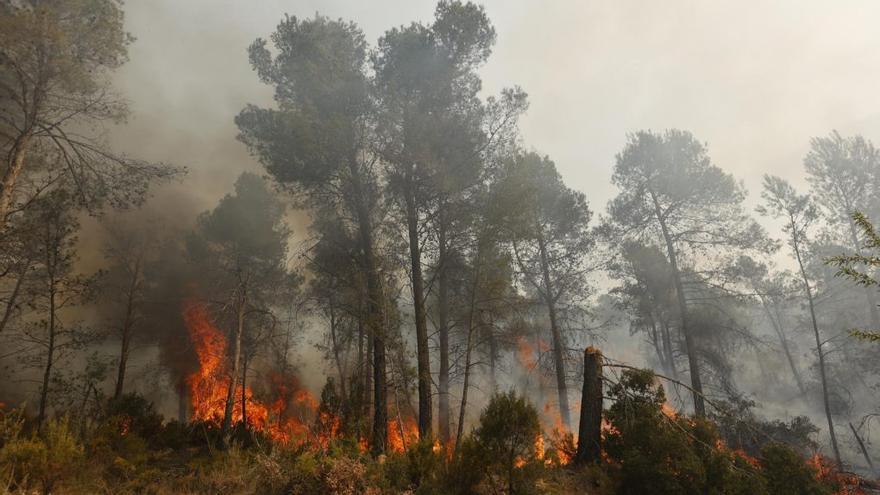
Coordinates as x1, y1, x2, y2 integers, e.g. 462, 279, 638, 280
575, 347, 603, 465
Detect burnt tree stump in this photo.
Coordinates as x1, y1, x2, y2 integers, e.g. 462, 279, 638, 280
575, 346, 603, 465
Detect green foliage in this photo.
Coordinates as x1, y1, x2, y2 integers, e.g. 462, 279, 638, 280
0, 416, 84, 494
760, 443, 832, 495
470, 390, 542, 494
826, 211, 880, 342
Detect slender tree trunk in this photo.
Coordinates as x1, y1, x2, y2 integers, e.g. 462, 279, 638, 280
793, 234, 843, 471
537, 232, 571, 430
455, 248, 482, 451
847, 219, 880, 329
437, 213, 451, 445
488, 326, 498, 394
178, 381, 188, 422
0, 255, 32, 335
575, 347, 603, 465
114, 260, 140, 399
660, 319, 678, 380
328, 305, 348, 399
221, 291, 246, 438
649, 190, 705, 416
403, 183, 432, 440
0, 134, 31, 227
849, 422, 876, 475
241, 354, 248, 427
347, 161, 387, 456
760, 299, 806, 394
38, 270, 57, 426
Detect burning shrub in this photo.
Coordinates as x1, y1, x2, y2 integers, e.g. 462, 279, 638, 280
104, 393, 164, 440
760, 443, 834, 495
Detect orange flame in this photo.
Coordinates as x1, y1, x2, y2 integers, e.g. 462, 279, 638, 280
183, 300, 322, 445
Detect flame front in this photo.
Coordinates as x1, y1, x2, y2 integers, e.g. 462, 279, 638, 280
183, 300, 319, 445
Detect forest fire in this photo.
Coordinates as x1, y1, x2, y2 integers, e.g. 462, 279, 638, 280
183, 300, 318, 444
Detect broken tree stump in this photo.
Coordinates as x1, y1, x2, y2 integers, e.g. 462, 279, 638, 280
575, 346, 603, 465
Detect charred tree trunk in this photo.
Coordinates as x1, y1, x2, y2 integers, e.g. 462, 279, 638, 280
437, 213, 451, 446
404, 181, 432, 440
328, 304, 348, 399
38, 275, 57, 427
537, 232, 571, 430
649, 189, 705, 416
575, 347, 603, 465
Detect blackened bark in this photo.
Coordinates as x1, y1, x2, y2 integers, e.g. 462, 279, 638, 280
404, 182, 432, 440
575, 347, 603, 465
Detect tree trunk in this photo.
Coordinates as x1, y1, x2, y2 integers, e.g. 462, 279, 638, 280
488, 326, 498, 394
241, 354, 248, 427
575, 347, 603, 465
537, 232, 571, 430
177, 381, 188, 422
849, 422, 876, 476
0, 255, 32, 335
345, 159, 387, 455
437, 213, 451, 445
793, 233, 843, 471
38, 266, 57, 427
114, 258, 142, 399
0, 134, 31, 228
761, 299, 806, 395
328, 304, 348, 399
649, 189, 705, 416
404, 183, 432, 440
455, 249, 482, 451
660, 319, 678, 380
221, 292, 246, 438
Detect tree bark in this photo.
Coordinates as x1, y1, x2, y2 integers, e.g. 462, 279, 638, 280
792, 230, 843, 471
849, 422, 876, 476
0, 255, 32, 335
437, 213, 451, 445
114, 257, 141, 399
404, 182, 432, 440
649, 189, 705, 416
575, 347, 603, 465
760, 299, 806, 395
455, 248, 482, 451
221, 289, 247, 438
0, 135, 31, 228
537, 232, 571, 430
347, 163, 387, 456
38, 250, 57, 427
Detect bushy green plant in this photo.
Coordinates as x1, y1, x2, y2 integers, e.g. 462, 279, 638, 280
760, 443, 833, 495
0, 416, 84, 494
471, 391, 542, 495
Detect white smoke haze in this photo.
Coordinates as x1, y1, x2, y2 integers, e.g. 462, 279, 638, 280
3, 0, 879, 477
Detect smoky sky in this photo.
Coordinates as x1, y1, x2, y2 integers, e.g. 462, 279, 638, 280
108, 0, 880, 251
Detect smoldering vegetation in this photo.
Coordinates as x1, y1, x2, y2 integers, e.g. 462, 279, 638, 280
1, 1, 880, 494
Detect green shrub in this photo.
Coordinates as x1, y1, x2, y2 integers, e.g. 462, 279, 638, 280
0, 416, 84, 494
470, 390, 542, 495
759, 443, 832, 495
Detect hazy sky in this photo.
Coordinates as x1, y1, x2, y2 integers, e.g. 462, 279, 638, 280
110, 0, 880, 229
